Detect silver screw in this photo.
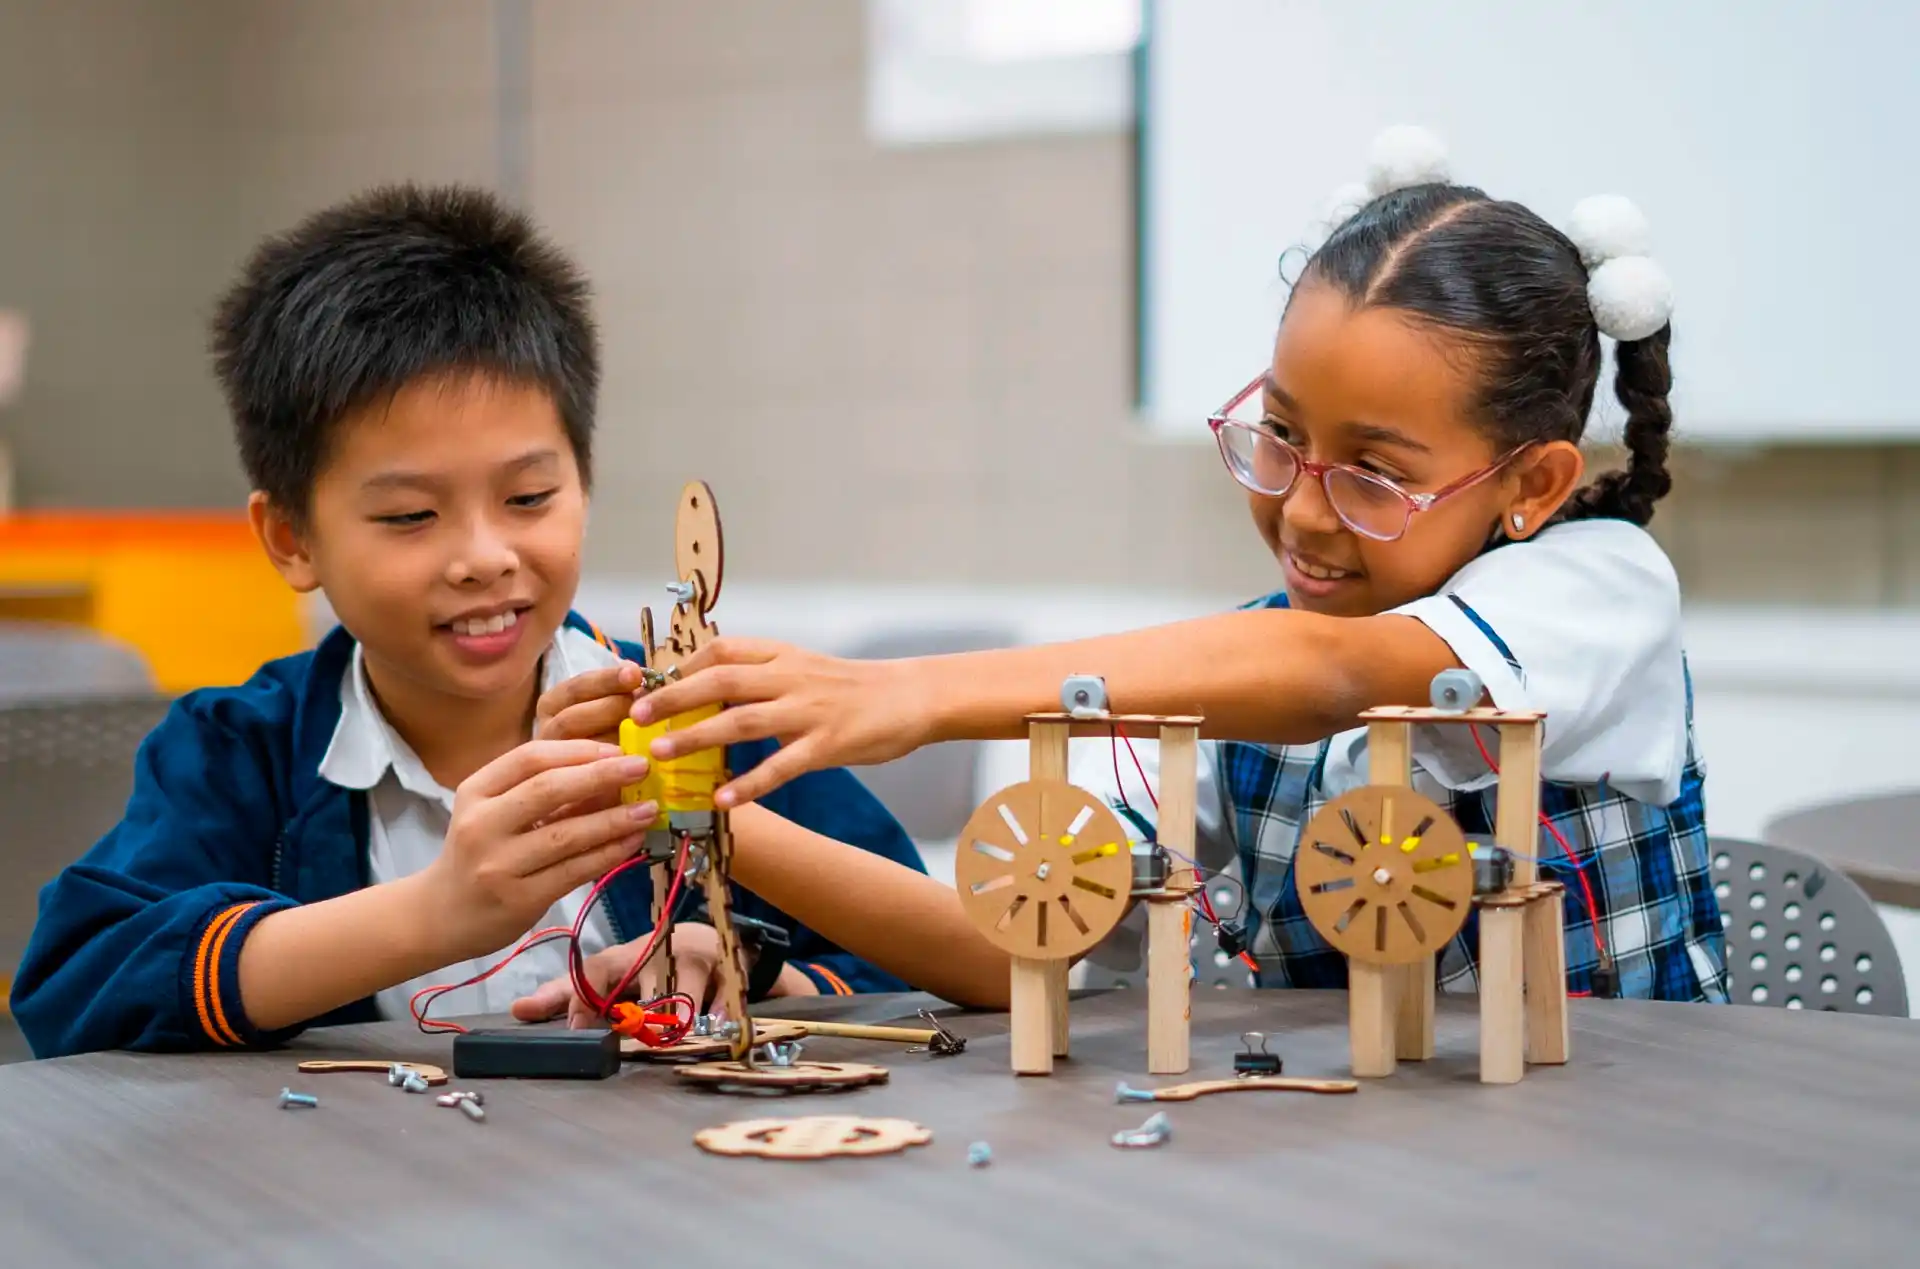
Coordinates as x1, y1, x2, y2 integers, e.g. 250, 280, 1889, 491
665, 580, 696, 604
967, 1141, 992, 1167
1035, 861, 1052, 881
386, 1063, 408, 1087
1114, 1081, 1157, 1103
458, 1098, 486, 1123
402, 1072, 430, 1094
1110, 1111, 1172, 1149
278, 1088, 318, 1109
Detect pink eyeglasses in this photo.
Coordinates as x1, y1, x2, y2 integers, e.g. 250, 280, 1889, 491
1207, 373, 1528, 542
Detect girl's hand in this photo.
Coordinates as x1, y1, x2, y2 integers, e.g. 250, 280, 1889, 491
536, 660, 646, 747
628, 638, 936, 808
509, 923, 727, 1030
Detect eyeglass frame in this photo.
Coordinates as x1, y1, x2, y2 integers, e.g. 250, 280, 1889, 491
1205, 372, 1531, 542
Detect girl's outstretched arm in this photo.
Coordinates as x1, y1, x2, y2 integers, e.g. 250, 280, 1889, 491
636, 610, 1459, 809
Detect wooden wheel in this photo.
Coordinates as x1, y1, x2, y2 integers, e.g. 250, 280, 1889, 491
675, 1061, 890, 1094
1296, 786, 1474, 964
954, 780, 1133, 960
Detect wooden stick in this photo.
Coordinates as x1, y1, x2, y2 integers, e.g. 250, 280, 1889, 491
1523, 890, 1571, 1065
1348, 961, 1397, 1078
1009, 956, 1053, 1075
1026, 720, 1072, 1058
747, 1020, 938, 1045
1366, 719, 1435, 1061
1124, 1076, 1358, 1101
1047, 958, 1072, 1058
1495, 721, 1544, 887
1146, 895, 1192, 1075
1479, 905, 1526, 1084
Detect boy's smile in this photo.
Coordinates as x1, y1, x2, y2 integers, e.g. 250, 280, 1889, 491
251, 372, 587, 758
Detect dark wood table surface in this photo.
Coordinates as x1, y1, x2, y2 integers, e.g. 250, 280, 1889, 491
1767, 791, 1920, 908
1, 989, 1916, 1268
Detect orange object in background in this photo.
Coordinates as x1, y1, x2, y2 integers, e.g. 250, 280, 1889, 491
0, 512, 307, 693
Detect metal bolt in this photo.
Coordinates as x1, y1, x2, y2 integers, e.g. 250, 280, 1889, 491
278, 1088, 318, 1109
1111, 1111, 1172, 1149
665, 580, 696, 605
1035, 861, 1052, 881
1114, 1081, 1156, 1103
402, 1072, 430, 1094
1372, 867, 1393, 886
386, 1063, 408, 1087
967, 1141, 992, 1167
458, 1098, 486, 1123
759, 1040, 803, 1068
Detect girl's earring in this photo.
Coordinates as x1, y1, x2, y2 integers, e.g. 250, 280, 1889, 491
1511, 513, 1525, 532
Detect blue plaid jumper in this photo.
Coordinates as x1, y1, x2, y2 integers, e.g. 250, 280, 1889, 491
1202, 590, 1728, 1002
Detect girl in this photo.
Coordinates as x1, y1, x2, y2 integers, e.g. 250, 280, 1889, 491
621, 128, 1728, 1004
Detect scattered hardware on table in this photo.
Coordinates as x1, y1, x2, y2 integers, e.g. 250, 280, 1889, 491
1111, 1112, 1172, 1149
294, 1059, 448, 1086
1234, 1031, 1283, 1077
277, 1088, 318, 1109
1116, 1076, 1357, 1102
967, 1141, 992, 1167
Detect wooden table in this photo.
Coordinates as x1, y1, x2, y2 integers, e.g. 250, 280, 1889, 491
1, 990, 1915, 1267
1767, 792, 1920, 909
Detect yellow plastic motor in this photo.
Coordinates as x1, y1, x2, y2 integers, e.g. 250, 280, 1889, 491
619, 704, 725, 812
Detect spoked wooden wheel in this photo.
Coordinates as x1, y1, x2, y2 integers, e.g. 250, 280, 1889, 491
954, 779, 1134, 960
1296, 786, 1474, 964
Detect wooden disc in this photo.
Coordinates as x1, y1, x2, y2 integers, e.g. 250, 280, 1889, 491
674, 480, 724, 614
1295, 786, 1474, 964
953, 779, 1133, 960
674, 1060, 890, 1094
694, 1116, 931, 1160
622, 1023, 807, 1062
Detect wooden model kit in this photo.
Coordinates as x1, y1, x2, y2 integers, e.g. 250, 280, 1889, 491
954, 674, 1203, 1076
1295, 670, 1569, 1085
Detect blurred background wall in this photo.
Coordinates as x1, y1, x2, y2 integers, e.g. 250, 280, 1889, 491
5, 0, 1918, 601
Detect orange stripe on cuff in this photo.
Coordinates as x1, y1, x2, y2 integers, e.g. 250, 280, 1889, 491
806, 963, 853, 996
193, 903, 253, 1046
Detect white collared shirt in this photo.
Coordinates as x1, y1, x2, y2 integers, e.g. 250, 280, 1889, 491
318, 624, 623, 1021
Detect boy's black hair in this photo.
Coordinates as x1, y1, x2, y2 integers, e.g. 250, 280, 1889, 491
1302, 185, 1672, 527
211, 183, 599, 519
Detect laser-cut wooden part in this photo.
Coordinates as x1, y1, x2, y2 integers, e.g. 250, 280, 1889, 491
1357, 705, 1545, 725
1364, 718, 1436, 1061
621, 1023, 807, 1062
1145, 892, 1192, 1075
1495, 720, 1544, 886
954, 779, 1133, 961
675, 479, 724, 613
674, 1061, 890, 1094
693, 1116, 931, 1160
1347, 961, 1398, 1078
1296, 785, 1475, 965
1130, 1075, 1358, 1100
295, 1060, 448, 1086
1009, 956, 1054, 1075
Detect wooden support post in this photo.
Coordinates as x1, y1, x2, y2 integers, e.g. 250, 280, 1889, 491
1524, 889, 1571, 1065
1367, 719, 1434, 1060
1028, 720, 1069, 782
1009, 956, 1054, 1075
1156, 724, 1199, 865
1047, 959, 1071, 1057
1494, 721, 1543, 886
1478, 904, 1526, 1084
1348, 961, 1398, 1078
1146, 896, 1192, 1074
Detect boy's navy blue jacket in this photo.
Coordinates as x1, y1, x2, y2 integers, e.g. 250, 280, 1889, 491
11, 614, 921, 1058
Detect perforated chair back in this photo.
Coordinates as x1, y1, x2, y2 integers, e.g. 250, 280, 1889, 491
1710, 836, 1907, 1016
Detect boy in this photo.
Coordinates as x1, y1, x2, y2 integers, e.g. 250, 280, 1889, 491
11, 185, 1006, 1059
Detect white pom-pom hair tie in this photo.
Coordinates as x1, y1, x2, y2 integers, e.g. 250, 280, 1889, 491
1567, 194, 1673, 341
1366, 125, 1450, 196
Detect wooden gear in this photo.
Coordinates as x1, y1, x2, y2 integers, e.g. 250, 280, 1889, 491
1296, 705, 1570, 1085
628, 481, 754, 1066
955, 703, 1205, 1076
693, 1116, 931, 1160
674, 1060, 891, 1094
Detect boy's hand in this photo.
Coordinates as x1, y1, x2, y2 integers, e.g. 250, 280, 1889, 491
510, 923, 730, 1029
536, 660, 646, 746
626, 638, 934, 808
423, 739, 660, 959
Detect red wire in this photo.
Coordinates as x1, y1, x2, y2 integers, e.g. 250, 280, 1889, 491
410, 926, 575, 1034
595, 836, 692, 1013
1467, 724, 1607, 991
567, 835, 692, 1018
1111, 725, 1261, 976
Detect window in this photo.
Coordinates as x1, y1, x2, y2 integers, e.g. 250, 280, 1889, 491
866, 0, 1144, 146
